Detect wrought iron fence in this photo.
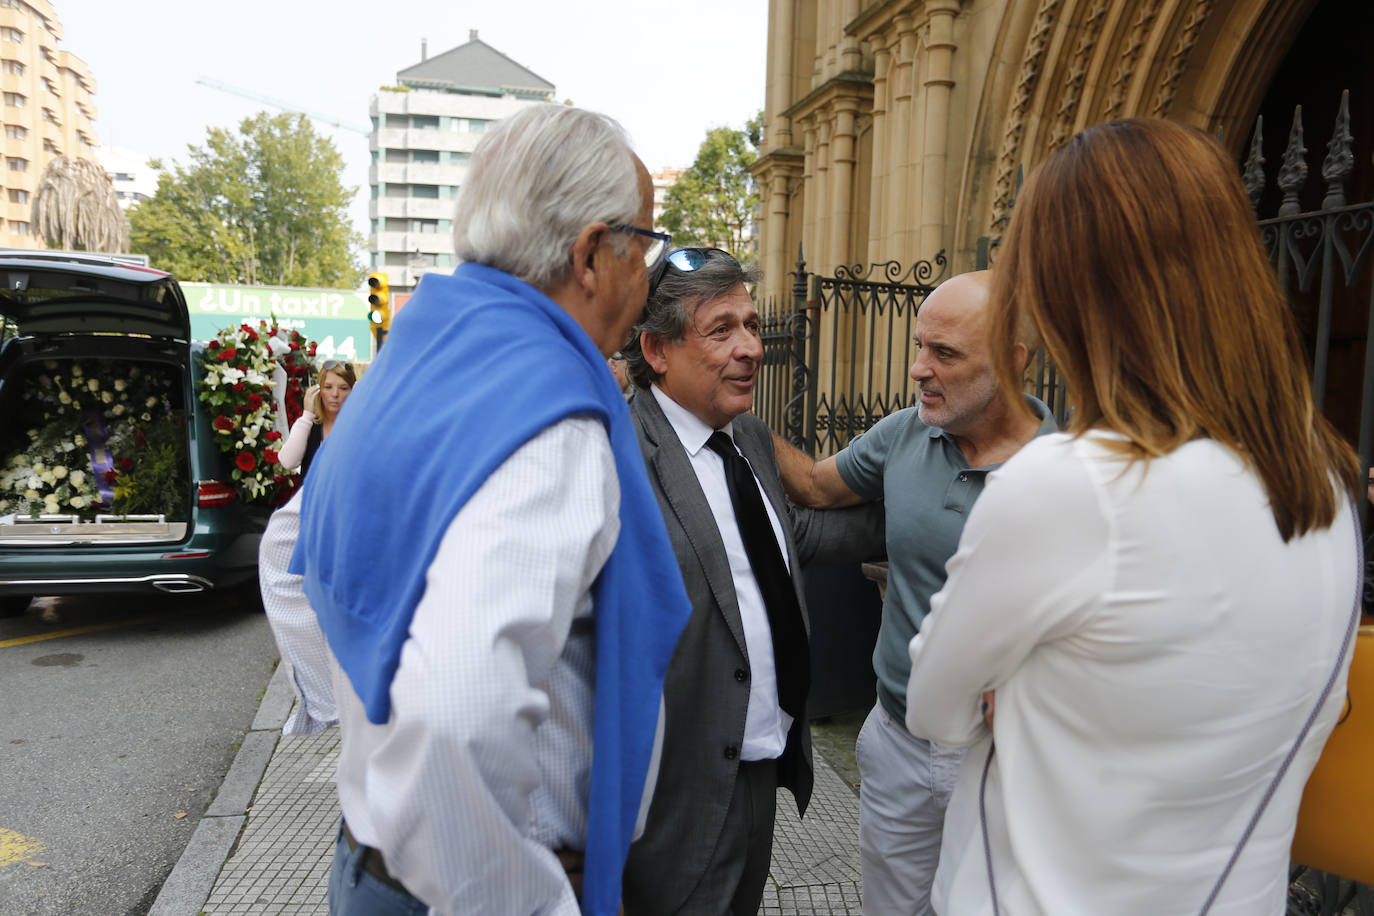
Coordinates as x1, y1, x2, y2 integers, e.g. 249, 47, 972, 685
1248, 89, 1374, 483
753, 248, 947, 456
755, 292, 799, 440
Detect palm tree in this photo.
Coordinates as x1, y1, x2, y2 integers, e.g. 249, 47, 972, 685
31, 155, 129, 253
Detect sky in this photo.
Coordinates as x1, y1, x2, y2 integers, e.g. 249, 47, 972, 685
55, 0, 770, 240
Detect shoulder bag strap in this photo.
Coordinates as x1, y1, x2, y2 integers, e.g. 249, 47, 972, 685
980, 504, 1365, 916
1197, 504, 1364, 915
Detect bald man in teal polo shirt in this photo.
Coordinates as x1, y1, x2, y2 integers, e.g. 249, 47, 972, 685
772, 271, 1056, 915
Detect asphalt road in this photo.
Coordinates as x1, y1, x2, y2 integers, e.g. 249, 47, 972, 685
0, 589, 277, 916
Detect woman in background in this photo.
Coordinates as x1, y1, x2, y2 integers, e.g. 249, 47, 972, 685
260, 358, 357, 734
905, 118, 1362, 915
279, 360, 356, 479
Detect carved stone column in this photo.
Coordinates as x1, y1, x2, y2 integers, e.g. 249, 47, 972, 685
813, 116, 834, 268
765, 169, 793, 291
920, 0, 960, 259
889, 13, 918, 259
831, 97, 859, 262
867, 42, 892, 267
768, 0, 796, 150
800, 120, 820, 277
839, 0, 864, 73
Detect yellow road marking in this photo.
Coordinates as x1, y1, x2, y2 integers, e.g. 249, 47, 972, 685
0, 615, 161, 648
0, 827, 45, 866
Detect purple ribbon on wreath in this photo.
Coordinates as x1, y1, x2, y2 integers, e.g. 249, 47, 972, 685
81, 408, 115, 506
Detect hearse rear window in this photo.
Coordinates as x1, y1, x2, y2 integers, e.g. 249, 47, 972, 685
0, 271, 173, 305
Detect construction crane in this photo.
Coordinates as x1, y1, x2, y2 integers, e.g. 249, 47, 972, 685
194, 77, 371, 135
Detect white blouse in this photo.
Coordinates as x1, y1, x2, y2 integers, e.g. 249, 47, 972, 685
906, 432, 1359, 916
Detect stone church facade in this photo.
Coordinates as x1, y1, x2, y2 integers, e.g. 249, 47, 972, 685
752, 0, 1373, 302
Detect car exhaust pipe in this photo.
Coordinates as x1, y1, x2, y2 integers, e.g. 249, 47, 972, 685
152, 579, 207, 594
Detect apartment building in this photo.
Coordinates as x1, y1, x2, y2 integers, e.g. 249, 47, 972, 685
650, 167, 683, 232
0, 0, 97, 249
369, 31, 553, 292
96, 143, 155, 210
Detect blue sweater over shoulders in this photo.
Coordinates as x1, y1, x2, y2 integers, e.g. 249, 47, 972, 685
291, 262, 691, 915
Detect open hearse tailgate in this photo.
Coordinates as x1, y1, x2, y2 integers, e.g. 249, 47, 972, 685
0, 256, 189, 340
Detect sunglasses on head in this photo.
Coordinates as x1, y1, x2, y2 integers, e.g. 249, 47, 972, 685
650, 247, 740, 292
667, 248, 737, 272
321, 360, 353, 371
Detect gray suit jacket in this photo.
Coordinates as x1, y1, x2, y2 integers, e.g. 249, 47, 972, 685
621, 389, 883, 914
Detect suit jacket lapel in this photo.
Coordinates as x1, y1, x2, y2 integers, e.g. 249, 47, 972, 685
632, 392, 750, 657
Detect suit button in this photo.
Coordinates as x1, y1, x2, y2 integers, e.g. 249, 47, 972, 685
724, 745, 739, 760
734, 668, 748, 682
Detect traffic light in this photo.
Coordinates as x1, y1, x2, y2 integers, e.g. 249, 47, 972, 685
367, 272, 390, 349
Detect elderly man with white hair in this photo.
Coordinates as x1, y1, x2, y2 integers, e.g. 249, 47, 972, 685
289, 104, 692, 916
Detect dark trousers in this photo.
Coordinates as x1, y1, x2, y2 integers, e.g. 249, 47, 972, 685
674, 757, 779, 915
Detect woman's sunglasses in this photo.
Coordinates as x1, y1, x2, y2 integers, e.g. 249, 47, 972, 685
321, 360, 353, 371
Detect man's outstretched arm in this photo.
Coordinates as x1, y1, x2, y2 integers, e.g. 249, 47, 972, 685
771, 432, 865, 509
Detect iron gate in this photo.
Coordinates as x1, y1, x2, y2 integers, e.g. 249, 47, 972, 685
755, 249, 947, 456
1250, 90, 1374, 486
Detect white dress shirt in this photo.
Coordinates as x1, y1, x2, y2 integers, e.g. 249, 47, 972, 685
907, 433, 1358, 916
332, 416, 654, 916
651, 384, 793, 760
259, 487, 336, 735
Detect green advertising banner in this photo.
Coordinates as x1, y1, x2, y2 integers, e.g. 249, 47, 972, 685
181, 283, 375, 362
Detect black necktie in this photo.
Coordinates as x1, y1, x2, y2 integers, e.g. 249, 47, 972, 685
705, 431, 811, 718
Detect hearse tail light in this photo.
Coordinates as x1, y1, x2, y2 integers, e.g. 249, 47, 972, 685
196, 480, 237, 508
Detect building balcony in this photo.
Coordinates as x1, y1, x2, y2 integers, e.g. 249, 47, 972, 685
369, 197, 455, 221
3, 136, 33, 161
371, 128, 481, 155
369, 162, 463, 186
372, 231, 452, 255
394, 264, 449, 290
372, 231, 407, 251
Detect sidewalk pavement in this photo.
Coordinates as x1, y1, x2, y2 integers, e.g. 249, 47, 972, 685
150, 664, 866, 915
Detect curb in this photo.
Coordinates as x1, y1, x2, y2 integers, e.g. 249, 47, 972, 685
148, 661, 292, 916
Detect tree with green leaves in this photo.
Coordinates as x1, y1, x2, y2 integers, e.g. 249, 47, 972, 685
128, 112, 363, 287
660, 113, 761, 261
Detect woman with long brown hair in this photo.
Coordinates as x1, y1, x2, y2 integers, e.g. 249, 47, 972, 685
905, 118, 1362, 915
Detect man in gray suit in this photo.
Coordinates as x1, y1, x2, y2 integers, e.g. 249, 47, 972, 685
620, 248, 883, 914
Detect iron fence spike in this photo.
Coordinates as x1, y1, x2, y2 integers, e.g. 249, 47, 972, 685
1277, 105, 1308, 217
1320, 89, 1353, 210
1243, 114, 1266, 213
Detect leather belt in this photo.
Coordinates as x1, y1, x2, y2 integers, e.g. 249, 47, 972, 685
341, 820, 415, 898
